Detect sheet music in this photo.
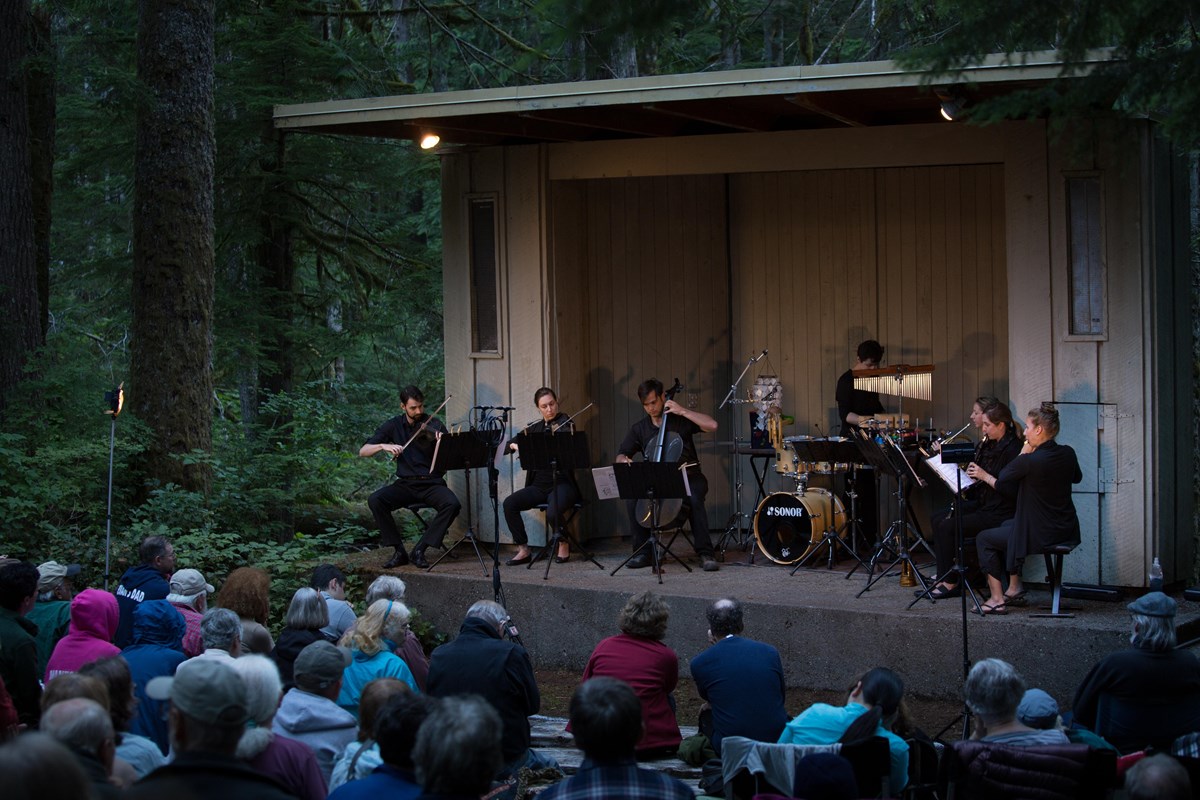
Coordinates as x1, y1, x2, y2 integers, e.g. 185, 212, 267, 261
924, 452, 977, 494
592, 466, 620, 500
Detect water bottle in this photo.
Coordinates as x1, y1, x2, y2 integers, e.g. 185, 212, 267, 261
1149, 557, 1164, 591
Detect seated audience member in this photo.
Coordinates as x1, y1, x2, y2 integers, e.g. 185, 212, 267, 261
578, 591, 682, 757
778, 666, 910, 795
543, 677, 694, 800
0, 559, 42, 725
426, 599, 555, 777
126, 659, 295, 800
1072, 592, 1200, 743
328, 692, 434, 800
167, 568, 214, 658
313, 564, 357, 641
330, 677, 413, 790
272, 587, 333, 689
41, 671, 110, 712
27, 560, 80, 677
113, 535, 175, 648
39, 697, 122, 800
0, 732, 93, 800
363, 575, 429, 690
413, 695, 504, 799
193, 607, 242, 663
791, 753, 860, 800
0, 675, 19, 741
44, 588, 121, 681
233, 654, 327, 800
80, 655, 168, 778
1016, 688, 1116, 751
338, 598, 419, 715
217, 567, 274, 655
273, 639, 359, 783
121, 598, 187, 754
1124, 753, 1191, 800
965, 658, 1068, 746
689, 597, 788, 754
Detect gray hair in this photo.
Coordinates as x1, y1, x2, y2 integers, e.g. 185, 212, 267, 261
413, 696, 502, 794
707, 597, 744, 637
1131, 613, 1177, 652
466, 599, 508, 630
367, 575, 407, 604
964, 658, 1026, 727
232, 655, 283, 759
40, 698, 115, 759
1125, 753, 1191, 800
285, 587, 329, 630
201, 608, 243, 651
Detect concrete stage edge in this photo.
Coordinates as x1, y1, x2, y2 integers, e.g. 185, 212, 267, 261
347, 539, 1200, 706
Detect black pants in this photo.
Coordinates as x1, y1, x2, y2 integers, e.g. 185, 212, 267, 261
626, 471, 714, 556
931, 506, 1008, 584
368, 478, 461, 550
502, 483, 579, 545
976, 518, 1017, 583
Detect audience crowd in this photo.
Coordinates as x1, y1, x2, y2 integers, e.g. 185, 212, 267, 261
1, 539, 1198, 800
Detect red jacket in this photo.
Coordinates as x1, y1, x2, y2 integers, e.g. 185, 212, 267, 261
581, 633, 682, 751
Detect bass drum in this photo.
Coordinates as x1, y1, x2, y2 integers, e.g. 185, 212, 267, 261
753, 489, 847, 565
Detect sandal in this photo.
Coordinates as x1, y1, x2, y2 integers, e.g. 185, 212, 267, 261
981, 601, 1008, 616
1003, 589, 1028, 607
930, 583, 962, 600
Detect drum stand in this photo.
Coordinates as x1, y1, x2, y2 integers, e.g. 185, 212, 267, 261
857, 471, 931, 597
717, 351, 768, 562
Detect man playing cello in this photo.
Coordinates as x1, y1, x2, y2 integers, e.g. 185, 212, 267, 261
616, 379, 720, 572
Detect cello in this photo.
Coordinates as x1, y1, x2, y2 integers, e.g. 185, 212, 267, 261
634, 379, 688, 528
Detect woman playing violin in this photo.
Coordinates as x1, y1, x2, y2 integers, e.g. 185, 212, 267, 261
615, 378, 720, 572
925, 398, 1021, 600
502, 387, 581, 566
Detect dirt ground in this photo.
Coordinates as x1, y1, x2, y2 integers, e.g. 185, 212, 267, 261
535, 668, 967, 739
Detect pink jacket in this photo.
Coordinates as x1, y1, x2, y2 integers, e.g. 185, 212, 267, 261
45, 589, 121, 682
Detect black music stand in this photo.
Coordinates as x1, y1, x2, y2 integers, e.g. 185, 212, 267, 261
909, 443, 984, 615
789, 437, 869, 573
609, 462, 693, 584
854, 430, 933, 599
513, 430, 604, 578
427, 432, 493, 575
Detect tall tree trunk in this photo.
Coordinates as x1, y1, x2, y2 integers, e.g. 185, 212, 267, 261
131, 0, 216, 494
28, 5, 54, 338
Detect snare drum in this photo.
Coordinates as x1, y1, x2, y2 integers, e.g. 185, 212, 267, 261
753, 489, 848, 564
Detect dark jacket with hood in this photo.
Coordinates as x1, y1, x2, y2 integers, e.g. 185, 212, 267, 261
114, 562, 170, 648
425, 616, 540, 765
122, 599, 187, 754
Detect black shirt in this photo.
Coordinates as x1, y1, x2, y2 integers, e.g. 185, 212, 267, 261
618, 414, 704, 475
510, 414, 575, 491
835, 368, 885, 437
367, 413, 449, 479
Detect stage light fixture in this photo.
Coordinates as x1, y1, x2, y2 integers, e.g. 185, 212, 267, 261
936, 90, 967, 121
419, 132, 441, 150
103, 382, 124, 589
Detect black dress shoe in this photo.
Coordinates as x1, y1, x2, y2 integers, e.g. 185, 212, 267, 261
505, 552, 533, 566
625, 553, 652, 569
410, 547, 430, 569
555, 555, 570, 564
383, 548, 409, 569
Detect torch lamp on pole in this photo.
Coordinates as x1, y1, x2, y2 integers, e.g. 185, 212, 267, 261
103, 383, 124, 591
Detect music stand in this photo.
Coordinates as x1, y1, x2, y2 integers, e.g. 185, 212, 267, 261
789, 437, 869, 573
609, 462, 693, 584
427, 432, 494, 575
854, 430, 933, 599
513, 430, 604, 578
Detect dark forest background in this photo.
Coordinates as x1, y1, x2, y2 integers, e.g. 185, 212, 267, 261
1, 0, 1196, 598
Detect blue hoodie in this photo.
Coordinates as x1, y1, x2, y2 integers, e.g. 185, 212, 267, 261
122, 599, 186, 754
114, 563, 170, 648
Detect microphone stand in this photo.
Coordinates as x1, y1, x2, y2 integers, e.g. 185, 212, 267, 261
718, 349, 767, 560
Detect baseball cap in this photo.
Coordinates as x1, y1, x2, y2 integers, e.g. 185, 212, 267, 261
294, 640, 351, 692
146, 659, 249, 725
169, 568, 215, 598
37, 561, 82, 593
1017, 688, 1060, 730
1128, 591, 1176, 618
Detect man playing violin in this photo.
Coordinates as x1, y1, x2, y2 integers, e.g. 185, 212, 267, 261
616, 379, 720, 572
360, 385, 462, 569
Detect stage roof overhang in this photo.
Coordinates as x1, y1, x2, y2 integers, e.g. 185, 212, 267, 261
273, 49, 1115, 148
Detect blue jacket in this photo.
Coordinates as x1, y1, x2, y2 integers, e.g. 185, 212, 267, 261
114, 563, 170, 647
338, 647, 419, 717
122, 599, 186, 754
690, 636, 788, 753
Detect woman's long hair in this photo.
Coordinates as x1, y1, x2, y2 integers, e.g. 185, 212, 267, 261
341, 599, 410, 656
839, 667, 905, 744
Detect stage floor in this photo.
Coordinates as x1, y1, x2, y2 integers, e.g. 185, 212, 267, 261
344, 533, 1199, 707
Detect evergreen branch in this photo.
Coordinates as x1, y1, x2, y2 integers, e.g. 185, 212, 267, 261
453, 1, 550, 59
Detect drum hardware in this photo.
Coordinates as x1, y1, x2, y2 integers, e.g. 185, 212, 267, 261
775, 436, 871, 573
717, 350, 772, 563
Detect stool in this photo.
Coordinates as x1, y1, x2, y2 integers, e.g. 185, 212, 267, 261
1031, 543, 1075, 618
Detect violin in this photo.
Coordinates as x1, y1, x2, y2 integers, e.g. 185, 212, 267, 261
635, 379, 687, 529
